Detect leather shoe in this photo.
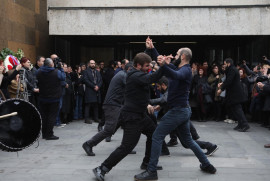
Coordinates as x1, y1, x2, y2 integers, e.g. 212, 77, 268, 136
85, 119, 92, 124
45, 135, 59, 140
82, 142, 95, 156
134, 170, 158, 180
233, 125, 241, 130
140, 162, 163, 170
264, 144, 270, 148
238, 125, 250, 132
129, 150, 136, 154
166, 140, 178, 147
105, 137, 111, 142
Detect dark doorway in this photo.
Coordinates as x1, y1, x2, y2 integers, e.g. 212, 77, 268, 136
51, 35, 270, 67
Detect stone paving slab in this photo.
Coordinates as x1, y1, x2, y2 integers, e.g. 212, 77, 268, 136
1, 120, 270, 181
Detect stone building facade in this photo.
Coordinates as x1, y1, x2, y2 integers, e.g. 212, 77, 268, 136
0, 0, 50, 63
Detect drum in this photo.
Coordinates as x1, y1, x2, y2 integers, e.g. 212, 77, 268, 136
0, 99, 42, 152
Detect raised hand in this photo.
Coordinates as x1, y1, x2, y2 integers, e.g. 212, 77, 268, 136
157, 55, 165, 66
149, 38, 155, 49
145, 36, 151, 49
16, 64, 22, 71
164, 55, 173, 65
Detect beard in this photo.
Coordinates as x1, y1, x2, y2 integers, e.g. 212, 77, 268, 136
172, 58, 181, 67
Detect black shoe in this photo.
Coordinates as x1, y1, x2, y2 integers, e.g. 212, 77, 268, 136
238, 125, 250, 132
105, 136, 111, 142
134, 170, 158, 181
200, 164, 216, 174
140, 162, 163, 170
161, 150, 170, 156
45, 135, 59, 140
98, 124, 103, 132
233, 125, 241, 130
166, 140, 178, 147
205, 145, 219, 156
129, 150, 136, 154
192, 134, 200, 140
93, 166, 109, 181
85, 119, 92, 124
82, 142, 95, 156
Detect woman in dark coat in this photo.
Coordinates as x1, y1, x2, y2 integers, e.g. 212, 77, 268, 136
192, 66, 211, 121
208, 65, 224, 121
20, 57, 39, 105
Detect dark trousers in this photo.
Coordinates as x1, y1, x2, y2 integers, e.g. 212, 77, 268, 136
85, 102, 98, 121
170, 122, 200, 141
39, 101, 59, 138
87, 105, 121, 146
172, 122, 213, 150
228, 104, 249, 127
102, 111, 156, 170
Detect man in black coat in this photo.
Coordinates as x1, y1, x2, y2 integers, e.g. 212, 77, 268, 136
92, 53, 164, 181
218, 58, 250, 132
82, 63, 133, 156
83, 60, 103, 124
36, 58, 66, 140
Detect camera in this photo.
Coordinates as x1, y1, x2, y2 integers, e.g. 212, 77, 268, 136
53, 57, 62, 69
256, 75, 268, 83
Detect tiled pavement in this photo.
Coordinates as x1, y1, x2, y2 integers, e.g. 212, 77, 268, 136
1, 120, 270, 181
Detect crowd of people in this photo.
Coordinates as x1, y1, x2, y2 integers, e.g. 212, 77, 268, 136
1, 36, 270, 180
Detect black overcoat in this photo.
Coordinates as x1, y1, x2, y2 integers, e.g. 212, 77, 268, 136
83, 68, 103, 103
221, 65, 245, 105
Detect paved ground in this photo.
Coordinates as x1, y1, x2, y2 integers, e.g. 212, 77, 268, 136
1, 120, 270, 181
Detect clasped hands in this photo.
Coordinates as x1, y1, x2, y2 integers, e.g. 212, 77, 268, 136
157, 55, 173, 66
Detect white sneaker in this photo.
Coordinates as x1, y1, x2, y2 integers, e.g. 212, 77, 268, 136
61, 124, 66, 126
56, 125, 65, 128
227, 119, 236, 124
224, 119, 229, 123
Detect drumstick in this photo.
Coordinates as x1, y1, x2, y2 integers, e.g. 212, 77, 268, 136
0, 112, 18, 119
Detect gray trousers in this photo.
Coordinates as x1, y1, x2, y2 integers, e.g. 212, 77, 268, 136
87, 105, 121, 146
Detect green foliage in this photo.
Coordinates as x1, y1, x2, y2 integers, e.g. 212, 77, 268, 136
0, 48, 15, 60
14, 49, 24, 60
0, 48, 24, 61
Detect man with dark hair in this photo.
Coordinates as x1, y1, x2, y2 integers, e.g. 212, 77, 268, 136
37, 58, 66, 140
218, 58, 250, 132
84, 60, 103, 124
32, 56, 45, 76
114, 59, 129, 75
92, 53, 164, 181
135, 48, 216, 181
82, 63, 133, 156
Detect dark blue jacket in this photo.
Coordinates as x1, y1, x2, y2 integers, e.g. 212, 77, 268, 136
37, 66, 66, 102
163, 64, 192, 109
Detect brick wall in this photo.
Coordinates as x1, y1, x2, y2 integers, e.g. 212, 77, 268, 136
0, 0, 50, 63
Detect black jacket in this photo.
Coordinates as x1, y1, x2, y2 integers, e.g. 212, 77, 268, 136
221, 65, 246, 105
103, 70, 127, 107
22, 67, 36, 95
122, 67, 163, 113
83, 68, 103, 103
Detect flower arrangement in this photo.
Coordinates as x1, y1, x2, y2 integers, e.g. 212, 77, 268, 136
0, 48, 24, 61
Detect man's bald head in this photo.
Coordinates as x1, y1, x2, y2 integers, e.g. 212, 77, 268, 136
50, 54, 58, 60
